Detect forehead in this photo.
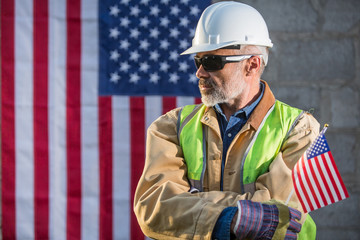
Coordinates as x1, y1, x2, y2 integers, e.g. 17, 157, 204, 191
196, 48, 241, 57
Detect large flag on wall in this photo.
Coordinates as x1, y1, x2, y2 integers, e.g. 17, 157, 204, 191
1, 0, 210, 239
292, 126, 349, 213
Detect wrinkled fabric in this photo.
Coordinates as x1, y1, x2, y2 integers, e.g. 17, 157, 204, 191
134, 81, 320, 239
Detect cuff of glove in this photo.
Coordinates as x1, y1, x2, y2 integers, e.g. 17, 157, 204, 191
234, 200, 279, 240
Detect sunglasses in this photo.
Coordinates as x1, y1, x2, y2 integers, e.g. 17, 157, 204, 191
194, 54, 257, 72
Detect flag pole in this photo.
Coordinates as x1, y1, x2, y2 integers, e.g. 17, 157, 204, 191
285, 124, 329, 206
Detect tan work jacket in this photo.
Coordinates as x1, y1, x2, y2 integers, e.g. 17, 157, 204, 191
134, 81, 320, 239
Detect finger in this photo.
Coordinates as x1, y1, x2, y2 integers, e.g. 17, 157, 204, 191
289, 219, 302, 233
289, 207, 302, 221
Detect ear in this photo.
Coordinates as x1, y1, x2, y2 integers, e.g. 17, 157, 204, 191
245, 56, 262, 76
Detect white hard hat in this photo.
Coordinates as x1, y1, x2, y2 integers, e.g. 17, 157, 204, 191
181, 1, 273, 55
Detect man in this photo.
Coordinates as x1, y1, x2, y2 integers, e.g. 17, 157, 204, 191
134, 1, 319, 239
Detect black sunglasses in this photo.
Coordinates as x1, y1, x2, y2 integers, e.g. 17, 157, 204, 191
194, 54, 257, 72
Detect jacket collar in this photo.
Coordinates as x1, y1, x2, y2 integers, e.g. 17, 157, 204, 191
202, 80, 275, 131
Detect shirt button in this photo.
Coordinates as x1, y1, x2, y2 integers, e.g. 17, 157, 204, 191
227, 133, 232, 137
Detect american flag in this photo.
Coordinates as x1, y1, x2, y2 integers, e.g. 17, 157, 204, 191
1, 0, 209, 239
292, 126, 349, 213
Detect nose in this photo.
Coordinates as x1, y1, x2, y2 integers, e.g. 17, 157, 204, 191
196, 65, 210, 79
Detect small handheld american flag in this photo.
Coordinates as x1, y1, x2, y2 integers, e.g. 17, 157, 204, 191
291, 125, 349, 213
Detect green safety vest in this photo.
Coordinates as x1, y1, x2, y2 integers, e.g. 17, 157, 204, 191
177, 100, 316, 239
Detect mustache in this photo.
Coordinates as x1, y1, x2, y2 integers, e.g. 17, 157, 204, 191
198, 78, 216, 88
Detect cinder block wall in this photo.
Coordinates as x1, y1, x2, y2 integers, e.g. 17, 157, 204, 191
214, 0, 360, 239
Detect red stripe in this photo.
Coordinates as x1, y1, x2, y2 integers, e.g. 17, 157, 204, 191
302, 158, 321, 209
99, 97, 113, 240
296, 156, 314, 211
1, 0, 16, 238
307, 158, 327, 206
314, 156, 335, 203
162, 96, 177, 114
130, 97, 145, 239
66, 0, 82, 238
33, 0, 49, 239
292, 158, 308, 212
326, 151, 349, 198
320, 153, 342, 201
195, 97, 202, 104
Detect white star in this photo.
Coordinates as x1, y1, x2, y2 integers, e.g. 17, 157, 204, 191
179, 16, 189, 27
189, 28, 195, 37
170, 28, 180, 38
180, 0, 190, 5
169, 73, 179, 83
150, 50, 160, 61
130, 50, 140, 62
120, 0, 130, 5
140, 39, 150, 50
119, 61, 131, 72
161, 0, 170, 5
179, 39, 189, 49
188, 73, 198, 84
130, 5, 141, 17
190, 5, 200, 16
109, 5, 120, 17
179, 62, 189, 72
150, 72, 160, 84
170, 5, 181, 16
140, 17, 150, 28
120, 39, 130, 49
160, 62, 170, 72
110, 72, 120, 83
110, 50, 120, 61
109, 27, 120, 39
149, 28, 160, 39
130, 28, 141, 39
139, 62, 150, 72
169, 51, 179, 61
160, 17, 170, 27
140, 0, 151, 5
160, 39, 170, 49
120, 17, 131, 28
150, 5, 160, 16
130, 73, 140, 84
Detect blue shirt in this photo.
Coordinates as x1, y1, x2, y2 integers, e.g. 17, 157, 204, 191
212, 82, 264, 240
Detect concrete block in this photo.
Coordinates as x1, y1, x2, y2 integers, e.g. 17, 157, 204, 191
322, 87, 360, 128
279, 38, 355, 82
310, 194, 359, 228
323, 0, 360, 32
270, 85, 320, 114
316, 229, 360, 240
238, 0, 318, 32
325, 132, 359, 173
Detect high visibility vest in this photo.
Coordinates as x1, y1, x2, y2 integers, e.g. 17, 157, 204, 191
177, 100, 316, 239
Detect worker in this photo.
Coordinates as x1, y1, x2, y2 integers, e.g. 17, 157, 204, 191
134, 1, 320, 239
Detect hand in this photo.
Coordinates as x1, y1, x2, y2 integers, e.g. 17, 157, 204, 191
231, 200, 302, 240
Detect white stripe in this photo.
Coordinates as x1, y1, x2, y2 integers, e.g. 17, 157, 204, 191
81, 0, 100, 239
15, 0, 34, 238
303, 157, 325, 208
145, 96, 162, 130
317, 155, 339, 202
293, 155, 311, 212
324, 153, 347, 200
310, 157, 332, 205
177, 96, 195, 108
298, 156, 318, 211
113, 96, 131, 239
49, 0, 67, 238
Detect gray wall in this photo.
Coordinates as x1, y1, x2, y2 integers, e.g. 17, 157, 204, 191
214, 0, 360, 239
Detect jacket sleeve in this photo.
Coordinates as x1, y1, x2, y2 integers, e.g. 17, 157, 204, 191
134, 108, 251, 240
251, 112, 320, 235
